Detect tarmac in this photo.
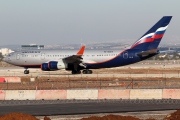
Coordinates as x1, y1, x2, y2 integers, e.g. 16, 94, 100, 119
0, 60, 180, 78
1, 60, 180, 119
0, 99, 179, 120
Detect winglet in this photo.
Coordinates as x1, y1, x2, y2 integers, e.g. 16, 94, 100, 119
77, 46, 85, 55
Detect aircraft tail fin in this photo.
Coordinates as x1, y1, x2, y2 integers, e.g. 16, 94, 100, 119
130, 16, 172, 51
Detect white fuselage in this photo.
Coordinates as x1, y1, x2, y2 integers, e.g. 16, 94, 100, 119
5, 49, 123, 67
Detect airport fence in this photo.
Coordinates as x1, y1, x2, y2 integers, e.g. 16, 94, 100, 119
1, 79, 180, 90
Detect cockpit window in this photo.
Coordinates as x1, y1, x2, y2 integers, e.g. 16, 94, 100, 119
8, 53, 14, 56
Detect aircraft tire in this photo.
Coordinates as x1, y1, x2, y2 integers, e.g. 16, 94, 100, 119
24, 70, 29, 74
82, 70, 86, 74
72, 70, 81, 74
83, 69, 92, 74
88, 70, 92, 74
71, 70, 76, 74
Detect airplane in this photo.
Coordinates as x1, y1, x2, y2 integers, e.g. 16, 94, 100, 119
3, 16, 172, 74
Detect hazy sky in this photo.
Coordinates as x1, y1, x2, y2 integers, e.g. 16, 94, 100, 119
0, 0, 179, 46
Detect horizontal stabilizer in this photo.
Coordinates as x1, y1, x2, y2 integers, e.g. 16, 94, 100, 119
137, 49, 158, 57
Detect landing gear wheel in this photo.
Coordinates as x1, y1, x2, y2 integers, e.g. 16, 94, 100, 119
71, 70, 81, 74
77, 71, 81, 74
88, 70, 92, 74
82, 69, 92, 74
24, 70, 29, 74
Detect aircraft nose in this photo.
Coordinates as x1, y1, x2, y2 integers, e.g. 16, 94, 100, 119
2, 57, 8, 62
2, 57, 6, 62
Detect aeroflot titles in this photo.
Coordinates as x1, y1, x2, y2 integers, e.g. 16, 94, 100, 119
22, 51, 41, 53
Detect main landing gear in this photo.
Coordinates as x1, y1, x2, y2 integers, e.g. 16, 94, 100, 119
24, 69, 29, 74
71, 70, 81, 74
71, 69, 93, 74
82, 69, 93, 74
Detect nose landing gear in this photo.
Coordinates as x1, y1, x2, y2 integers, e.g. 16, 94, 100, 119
24, 69, 29, 74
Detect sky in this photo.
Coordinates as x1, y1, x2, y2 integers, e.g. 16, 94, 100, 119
0, 0, 180, 46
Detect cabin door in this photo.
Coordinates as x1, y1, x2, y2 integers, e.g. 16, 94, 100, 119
16, 53, 20, 60
123, 51, 128, 59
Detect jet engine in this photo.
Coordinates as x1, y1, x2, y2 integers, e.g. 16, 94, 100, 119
41, 60, 67, 71
41, 63, 50, 71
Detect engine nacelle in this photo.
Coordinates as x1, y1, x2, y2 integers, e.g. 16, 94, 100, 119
48, 60, 67, 70
48, 61, 58, 70
41, 63, 50, 71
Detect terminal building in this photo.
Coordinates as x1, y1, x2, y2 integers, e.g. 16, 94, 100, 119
21, 44, 44, 49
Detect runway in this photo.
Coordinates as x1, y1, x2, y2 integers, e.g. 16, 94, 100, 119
0, 99, 180, 116
0, 61, 180, 118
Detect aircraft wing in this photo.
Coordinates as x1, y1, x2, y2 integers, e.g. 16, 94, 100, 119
62, 46, 85, 64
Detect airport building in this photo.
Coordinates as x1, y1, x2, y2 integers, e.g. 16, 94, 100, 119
21, 44, 44, 49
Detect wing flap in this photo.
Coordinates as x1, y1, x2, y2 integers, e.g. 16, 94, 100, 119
63, 55, 83, 63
